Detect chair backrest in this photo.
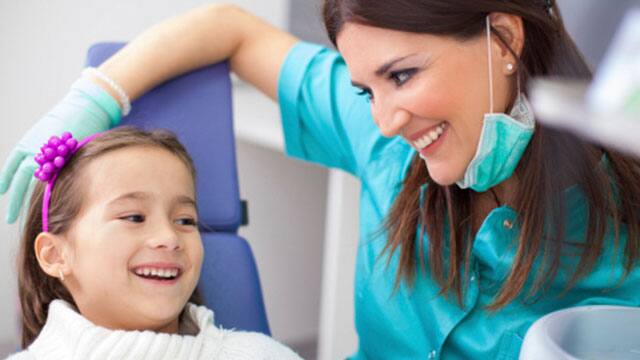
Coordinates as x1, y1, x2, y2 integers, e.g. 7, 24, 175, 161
86, 43, 270, 335
519, 305, 640, 359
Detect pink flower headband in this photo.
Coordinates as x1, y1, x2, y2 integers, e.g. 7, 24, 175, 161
34, 132, 102, 232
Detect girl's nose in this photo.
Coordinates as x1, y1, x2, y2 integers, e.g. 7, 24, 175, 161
148, 220, 182, 251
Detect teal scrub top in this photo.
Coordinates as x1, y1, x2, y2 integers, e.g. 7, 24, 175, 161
277, 42, 640, 360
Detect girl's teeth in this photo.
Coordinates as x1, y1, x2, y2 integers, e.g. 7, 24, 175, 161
134, 267, 180, 278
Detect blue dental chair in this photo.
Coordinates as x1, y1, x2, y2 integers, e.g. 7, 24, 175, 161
86, 43, 271, 335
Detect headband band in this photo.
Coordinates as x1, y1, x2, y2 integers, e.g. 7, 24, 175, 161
34, 132, 102, 232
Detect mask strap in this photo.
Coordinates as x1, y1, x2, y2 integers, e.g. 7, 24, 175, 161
515, 62, 522, 104
486, 15, 494, 114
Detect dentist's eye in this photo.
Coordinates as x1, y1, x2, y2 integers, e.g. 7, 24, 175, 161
389, 68, 417, 87
176, 217, 197, 227
120, 214, 145, 223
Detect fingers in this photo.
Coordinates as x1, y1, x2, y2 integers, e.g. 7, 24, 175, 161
0, 149, 26, 195
6, 161, 36, 224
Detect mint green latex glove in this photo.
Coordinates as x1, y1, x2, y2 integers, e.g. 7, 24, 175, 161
0, 77, 122, 223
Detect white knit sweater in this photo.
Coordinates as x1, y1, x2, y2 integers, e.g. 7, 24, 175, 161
8, 300, 302, 360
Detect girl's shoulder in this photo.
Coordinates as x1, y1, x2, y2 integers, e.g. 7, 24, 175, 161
4, 350, 35, 360
184, 303, 302, 359
215, 330, 303, 360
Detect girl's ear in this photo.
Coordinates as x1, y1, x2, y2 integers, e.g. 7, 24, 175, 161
34, 232, 71, 281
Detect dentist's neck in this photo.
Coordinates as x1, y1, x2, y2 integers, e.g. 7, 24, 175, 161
490, 176, 519, 207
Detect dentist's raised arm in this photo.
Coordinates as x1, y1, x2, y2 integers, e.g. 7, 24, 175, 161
0, 4, 298, 223
98, 4, 297, 101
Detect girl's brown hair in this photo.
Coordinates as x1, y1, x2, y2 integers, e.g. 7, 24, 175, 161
18, 127, 202, 348
323, 0, 640, 308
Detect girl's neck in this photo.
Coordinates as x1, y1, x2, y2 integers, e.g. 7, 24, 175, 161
153, 317, 180, 334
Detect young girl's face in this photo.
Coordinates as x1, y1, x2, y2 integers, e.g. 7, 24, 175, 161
61, 145, 202, 333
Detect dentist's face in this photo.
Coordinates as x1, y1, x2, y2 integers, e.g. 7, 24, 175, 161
62, 146, 202, 334
337, 22, 513, 185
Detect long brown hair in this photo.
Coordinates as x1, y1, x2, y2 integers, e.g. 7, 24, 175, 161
18, 127, 202, 348
323, 0, 640, 309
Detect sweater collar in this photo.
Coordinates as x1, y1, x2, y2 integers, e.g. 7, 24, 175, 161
28, 299, 226, 359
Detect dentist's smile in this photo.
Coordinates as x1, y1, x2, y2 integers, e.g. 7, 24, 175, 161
406, 121, 449, 158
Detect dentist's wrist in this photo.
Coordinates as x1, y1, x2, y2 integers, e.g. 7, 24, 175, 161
70, 77, 123, 128
82, 67, 131, 117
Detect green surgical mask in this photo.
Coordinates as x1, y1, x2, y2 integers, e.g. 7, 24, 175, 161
456, 16, 535, 192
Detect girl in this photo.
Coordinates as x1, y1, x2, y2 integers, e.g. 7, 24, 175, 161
8, 127, 301, 359
3, 1, 640, 359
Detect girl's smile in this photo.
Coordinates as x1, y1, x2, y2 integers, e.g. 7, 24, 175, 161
131, 262, 183, 286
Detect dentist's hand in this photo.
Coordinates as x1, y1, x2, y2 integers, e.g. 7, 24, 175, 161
0, 78, 121, 223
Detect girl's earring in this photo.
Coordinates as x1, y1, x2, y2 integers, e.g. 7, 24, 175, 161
506, 63, 515, 73
58, 269, 65, 282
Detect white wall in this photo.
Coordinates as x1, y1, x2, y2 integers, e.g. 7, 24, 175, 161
0, 1, 328, 356
236, 139, 326, 349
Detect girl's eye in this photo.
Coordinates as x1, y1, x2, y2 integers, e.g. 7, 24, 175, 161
120, 214, 145, 223
175, 217, 197, 227
356, 87, 373, 101
389, 68, 417, 87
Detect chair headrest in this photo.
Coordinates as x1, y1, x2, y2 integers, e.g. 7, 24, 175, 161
86, 43, 242, 232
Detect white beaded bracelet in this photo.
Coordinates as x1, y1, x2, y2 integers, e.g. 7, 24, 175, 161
82, 67, 131, 117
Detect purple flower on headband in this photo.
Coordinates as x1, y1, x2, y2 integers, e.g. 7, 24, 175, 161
34, 132, 79, 183
34, 131, 102, 232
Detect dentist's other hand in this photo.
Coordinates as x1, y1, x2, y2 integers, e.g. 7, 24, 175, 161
0, 78, 121, 223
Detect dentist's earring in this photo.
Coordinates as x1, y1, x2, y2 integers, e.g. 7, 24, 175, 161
58, 269, 65, 282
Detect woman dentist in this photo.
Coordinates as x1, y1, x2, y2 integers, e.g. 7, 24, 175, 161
2, 1, 640, 359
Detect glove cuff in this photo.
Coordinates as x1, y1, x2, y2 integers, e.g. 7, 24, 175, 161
70, 77, 122, 128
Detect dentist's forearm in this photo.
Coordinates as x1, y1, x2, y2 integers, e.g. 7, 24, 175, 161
91, 4, 297, 102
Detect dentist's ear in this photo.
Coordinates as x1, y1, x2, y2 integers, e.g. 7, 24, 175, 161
488, 12, 525, 72
34, 232, 72, 282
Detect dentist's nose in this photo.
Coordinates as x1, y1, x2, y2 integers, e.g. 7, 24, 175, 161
372, 101, 411, 137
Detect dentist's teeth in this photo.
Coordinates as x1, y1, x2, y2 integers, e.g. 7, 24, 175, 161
417, 136, 431, 149
428, 130, 438, 141
413, 122, 446, 150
